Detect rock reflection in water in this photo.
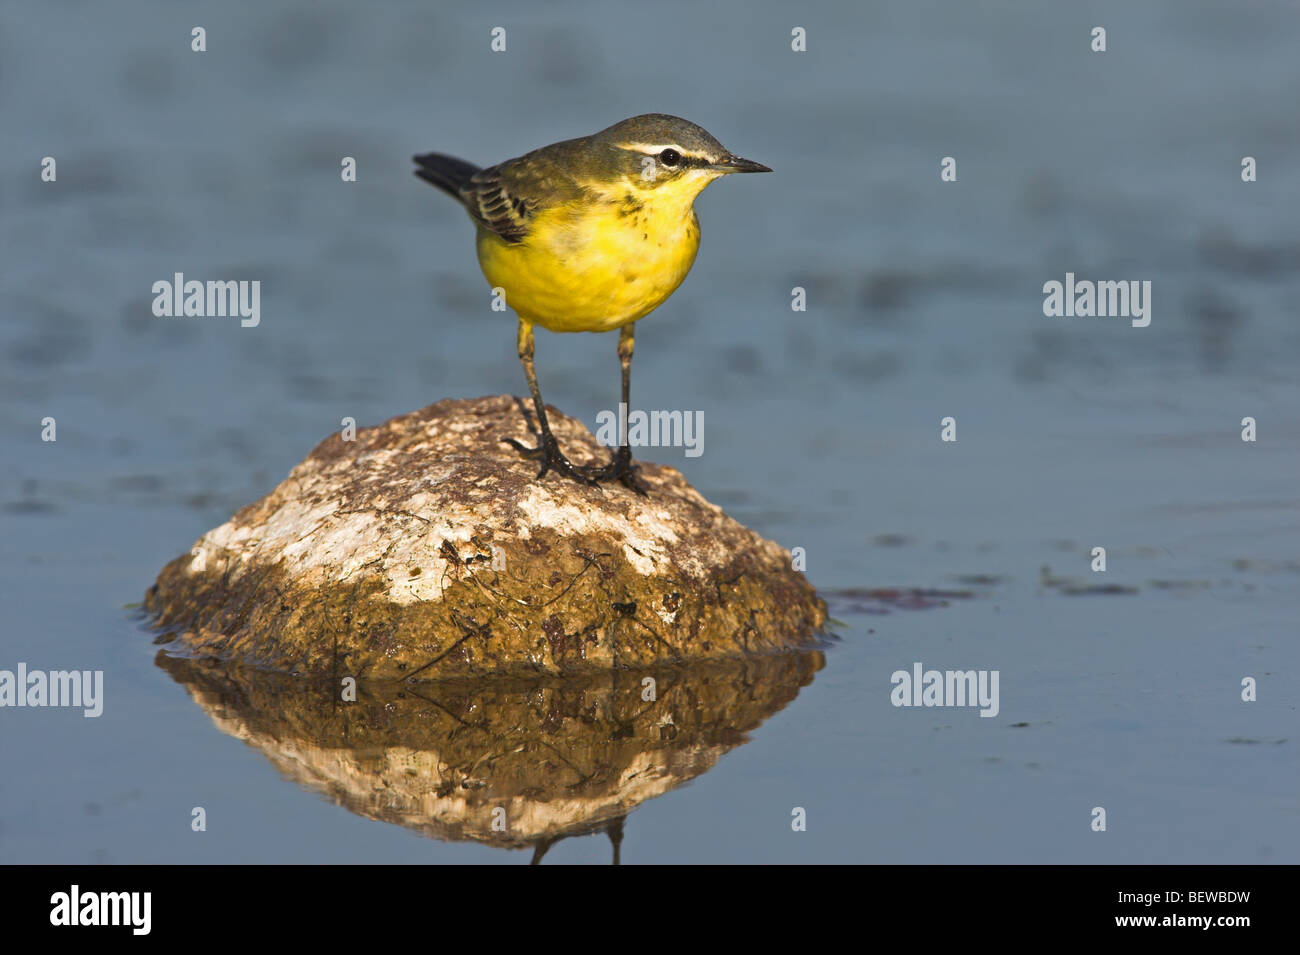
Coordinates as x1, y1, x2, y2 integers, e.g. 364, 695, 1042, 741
156, 649, 824, 862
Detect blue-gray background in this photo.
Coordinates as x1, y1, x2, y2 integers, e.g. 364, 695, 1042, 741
2, 0, 1297, 863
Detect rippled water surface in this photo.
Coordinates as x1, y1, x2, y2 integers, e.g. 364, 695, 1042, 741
2, 0, 1297, 863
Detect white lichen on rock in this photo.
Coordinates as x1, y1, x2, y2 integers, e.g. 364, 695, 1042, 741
147, 396, 825, 678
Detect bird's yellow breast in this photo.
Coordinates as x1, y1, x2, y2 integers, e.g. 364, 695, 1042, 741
476, 188, 702, 334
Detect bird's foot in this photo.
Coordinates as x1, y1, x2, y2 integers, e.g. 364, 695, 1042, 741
502, 434, 599, 487
585, 447, 649, 495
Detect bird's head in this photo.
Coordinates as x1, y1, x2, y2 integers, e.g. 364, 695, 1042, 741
588, 113, 770, 201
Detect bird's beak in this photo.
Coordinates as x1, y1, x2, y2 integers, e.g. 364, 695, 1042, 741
712, 154, 771, 174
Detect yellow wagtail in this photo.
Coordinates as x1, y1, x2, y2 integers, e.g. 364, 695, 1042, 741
414, 114, 769, 493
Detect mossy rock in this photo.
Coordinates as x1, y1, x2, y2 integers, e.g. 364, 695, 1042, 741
146, 396, 826, 679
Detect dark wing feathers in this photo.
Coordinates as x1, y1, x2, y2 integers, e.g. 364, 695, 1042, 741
466, 170, 532, 243
412, 152, 531, 243
414, 143, 588, 245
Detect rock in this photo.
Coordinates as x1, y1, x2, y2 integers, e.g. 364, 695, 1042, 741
145, 396, 826, 679
156, 650, 824, 853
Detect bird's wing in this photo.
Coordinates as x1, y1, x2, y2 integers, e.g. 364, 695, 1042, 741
461, 149, 585, 245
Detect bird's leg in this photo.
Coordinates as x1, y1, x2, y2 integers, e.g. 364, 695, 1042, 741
503, 318, 598, 486
528, 836, 555, 865
586, 324, 648, 494
605, 814, 626, 865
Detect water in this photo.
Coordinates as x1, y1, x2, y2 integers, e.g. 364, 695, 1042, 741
2, 0, 1297, 863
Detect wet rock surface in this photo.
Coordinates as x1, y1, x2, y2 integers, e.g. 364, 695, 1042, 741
146, 396, 826, 678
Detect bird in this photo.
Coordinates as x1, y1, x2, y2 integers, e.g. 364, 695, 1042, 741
413, 113, 770, 494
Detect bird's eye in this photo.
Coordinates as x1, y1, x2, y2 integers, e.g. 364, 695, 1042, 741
659, 148, 681, 167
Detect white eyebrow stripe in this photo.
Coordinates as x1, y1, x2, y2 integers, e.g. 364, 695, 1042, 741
615, 142, 713, 158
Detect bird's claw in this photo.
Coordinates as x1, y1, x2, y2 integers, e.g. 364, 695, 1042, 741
502, 435, 600, 487
584, 448, 649, 495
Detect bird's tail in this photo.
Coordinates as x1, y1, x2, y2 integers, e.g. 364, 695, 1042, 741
413, 152, 480, 199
